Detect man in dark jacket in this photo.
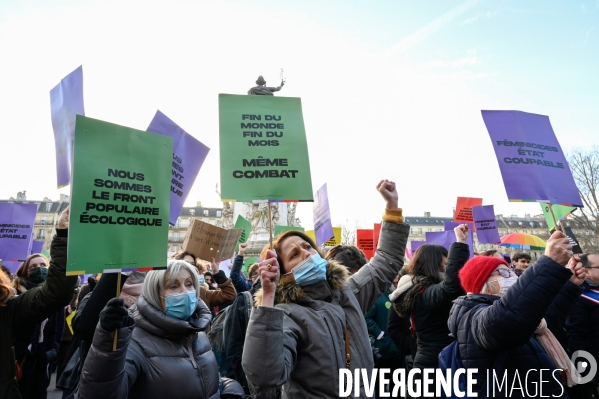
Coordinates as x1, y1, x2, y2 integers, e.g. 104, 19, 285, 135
448, 231, 584, 398
567, 253, 599, 398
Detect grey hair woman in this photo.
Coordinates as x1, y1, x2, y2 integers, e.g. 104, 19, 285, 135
77, 260, 244, 399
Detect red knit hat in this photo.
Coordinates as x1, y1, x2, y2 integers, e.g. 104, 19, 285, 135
459, 256, 509, 293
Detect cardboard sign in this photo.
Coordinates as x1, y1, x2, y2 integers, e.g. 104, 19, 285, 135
356, 229, 375, 259
67, 116, 171, 275
482, 110, 582, 207
454, 197, 483, 224
219, 94, 313, 202
182, 219, 243, 261
324, 227, 342, 247
234, 215, 253, 251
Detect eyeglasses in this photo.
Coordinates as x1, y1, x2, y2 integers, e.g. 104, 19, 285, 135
490, 269, 514, 278
250, 274, 259, 279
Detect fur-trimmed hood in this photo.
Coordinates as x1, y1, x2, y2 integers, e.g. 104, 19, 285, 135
254, 260, 350, 306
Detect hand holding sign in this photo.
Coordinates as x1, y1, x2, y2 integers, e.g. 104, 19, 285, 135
454, 224, 469, 243
377, 179, 398, 210
259, 250, 280, 307
544, 230, 573, 266
58, 206, 70, 229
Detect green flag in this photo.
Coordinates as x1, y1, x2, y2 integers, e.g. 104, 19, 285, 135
67, 116, 172, 275
219, 94, 313, 202
540, 203, 577, 231
274, 225, 304, 237
234, 214, 253, 251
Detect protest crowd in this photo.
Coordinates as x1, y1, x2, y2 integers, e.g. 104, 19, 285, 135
1, 178, 598, 399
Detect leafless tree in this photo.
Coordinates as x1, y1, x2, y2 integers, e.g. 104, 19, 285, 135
568, 146, 599, 253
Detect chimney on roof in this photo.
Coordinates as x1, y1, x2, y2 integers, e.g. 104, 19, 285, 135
424, 212, 431, 218
59, 194, 70, 202
197, 201, 202, 207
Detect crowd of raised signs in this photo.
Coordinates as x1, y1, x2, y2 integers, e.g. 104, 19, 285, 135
1, 180, 598, 399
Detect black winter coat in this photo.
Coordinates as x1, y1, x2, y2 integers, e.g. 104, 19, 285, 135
0, 231, 78, 399
77, 295, 244, 399
410, 242, 468, 368
448, 255, 581, 398
566, 281, 599, 379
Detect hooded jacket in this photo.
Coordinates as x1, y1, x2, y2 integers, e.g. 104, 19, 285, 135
0, 231, 78, 399
447, 255, 580, 398
77, 295, 244, 399
241, 221, 409, 399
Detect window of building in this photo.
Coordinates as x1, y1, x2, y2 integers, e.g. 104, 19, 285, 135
172, 232, 180, 241
172, 245, 179, 252
203, 209, 209, 216
417, 228, 422, 234
189, 209, 195, 216
38, 229, 45, 239
216, 210, 222, 217
45, 203, 52, 212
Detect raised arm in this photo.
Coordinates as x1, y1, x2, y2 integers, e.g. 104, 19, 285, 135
230, 244, 251, 293
471, 231, 575, 351
349, 180, 409, 313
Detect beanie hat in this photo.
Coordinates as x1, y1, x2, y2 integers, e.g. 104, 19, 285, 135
459, 256, 509, 293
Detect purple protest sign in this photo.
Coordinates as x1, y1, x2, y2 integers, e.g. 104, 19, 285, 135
50, 66, 85, 188
0, 203, 37, 261
410, 240, 426, 253
2, 261, 22, 274
31, 240, 44, 255
481, 110, 582, 207
425, 231, 456, 252
313, 183, 334, 246
443, 222, 474, 258
472, 205, 501, 244
147, 110, 210, 225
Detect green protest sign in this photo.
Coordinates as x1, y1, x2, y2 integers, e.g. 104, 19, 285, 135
243, 256, 259, 277
67, 116, 172, 275
541, 203, 577, 230
274, 225, 304, 237
219, 94, 313, 202
234, 214, 253, 251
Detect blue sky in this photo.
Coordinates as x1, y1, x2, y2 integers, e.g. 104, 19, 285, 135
0, 0, 597, 228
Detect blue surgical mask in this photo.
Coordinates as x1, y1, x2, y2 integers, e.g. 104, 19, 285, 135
285, 253, 328, 286
164, 290, 198, 320
197, 274, 205, 286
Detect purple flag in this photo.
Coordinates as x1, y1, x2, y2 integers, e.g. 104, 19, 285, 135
481, 110, 582, 207
313, 183, 334, 246
472, 205, 501, 244
147, 110, 210, 225
410, 240, 426, 253
50, 66, 85, 188
30, 240, 44, 255
443, 222, 475, 258
0, 203, 37, 261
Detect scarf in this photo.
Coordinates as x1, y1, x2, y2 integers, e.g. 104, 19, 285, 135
535, 318, 581, 387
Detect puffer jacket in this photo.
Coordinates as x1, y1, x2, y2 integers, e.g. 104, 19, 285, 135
448, 255, 581, 398
0, 230, 78, 399
77, 295, 244, 399
566, 281, 599, 379
242, 221, 409, 399
364, 286, 400, 361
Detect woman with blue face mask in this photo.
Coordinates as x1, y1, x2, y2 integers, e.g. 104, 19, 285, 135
242, 179, 410, 398
77, 260, 244, 399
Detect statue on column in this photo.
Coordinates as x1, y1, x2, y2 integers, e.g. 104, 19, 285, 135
247, 75, 285, 96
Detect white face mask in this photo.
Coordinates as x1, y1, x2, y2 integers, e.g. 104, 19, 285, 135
496, 275, 518, 296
